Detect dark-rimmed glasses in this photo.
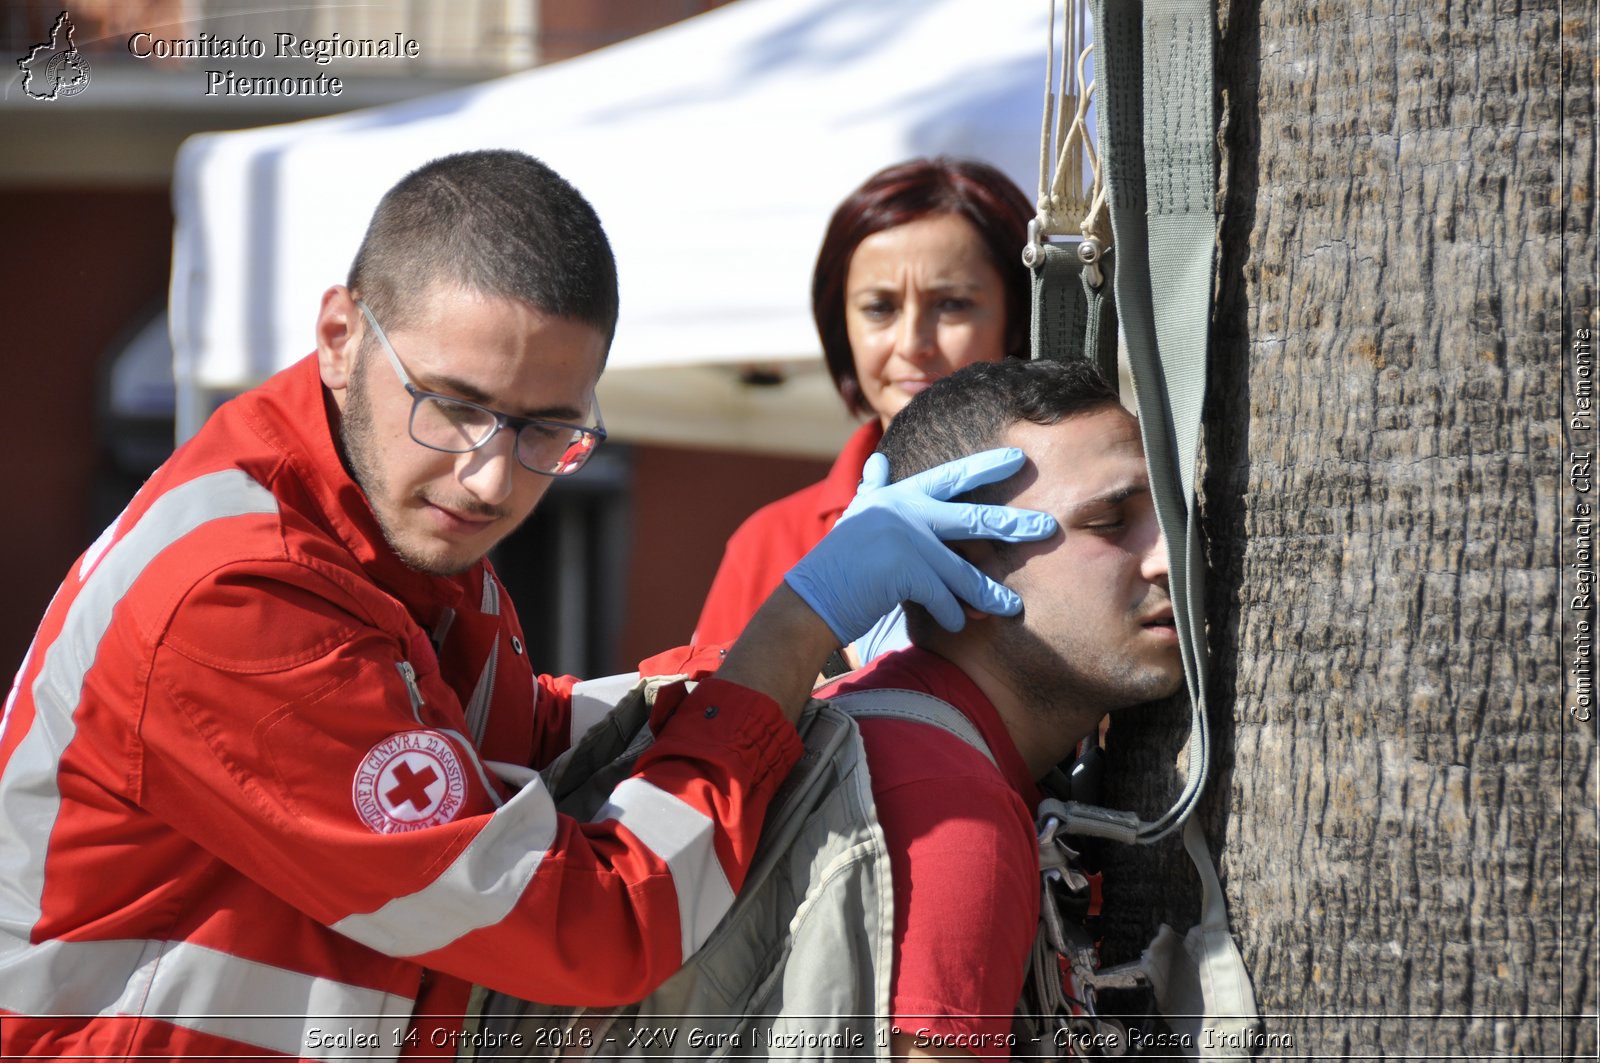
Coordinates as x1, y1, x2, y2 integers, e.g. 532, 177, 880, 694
355, 299, 605, 477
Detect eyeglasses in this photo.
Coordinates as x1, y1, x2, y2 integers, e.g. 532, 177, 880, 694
355, 299, 605, 477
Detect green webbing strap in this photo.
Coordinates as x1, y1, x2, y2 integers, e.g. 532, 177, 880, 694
1048, 0, 1211, 846
1075, 0, 1263, 1048
1030, 242, 1119, 386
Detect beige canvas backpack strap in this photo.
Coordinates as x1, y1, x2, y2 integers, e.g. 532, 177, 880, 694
829, 687, 997, 769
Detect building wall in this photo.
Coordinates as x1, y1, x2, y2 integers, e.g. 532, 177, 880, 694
0, 188, 174, 676
619, 444, 829, 664
537, 0, 735, 63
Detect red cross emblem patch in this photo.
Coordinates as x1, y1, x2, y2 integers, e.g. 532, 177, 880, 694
353, 730, 468, 833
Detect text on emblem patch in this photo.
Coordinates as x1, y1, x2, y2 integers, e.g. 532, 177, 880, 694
352, 730, 467, 833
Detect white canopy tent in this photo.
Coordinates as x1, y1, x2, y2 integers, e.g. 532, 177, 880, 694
171, 0, 1051, 457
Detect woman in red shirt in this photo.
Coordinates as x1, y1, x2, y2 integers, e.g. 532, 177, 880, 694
693, 158, 1034, 646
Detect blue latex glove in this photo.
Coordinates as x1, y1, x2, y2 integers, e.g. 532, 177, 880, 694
784, 448, 1057, 644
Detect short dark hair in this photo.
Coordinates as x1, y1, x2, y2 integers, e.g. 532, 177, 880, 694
348, 150, 619, 353
812, 157, 1033, 418
879, 358, 1121, 486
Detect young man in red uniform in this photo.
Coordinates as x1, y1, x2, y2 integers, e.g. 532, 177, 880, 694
0, 151, 1056, 1061
821, 357, 1185, 1060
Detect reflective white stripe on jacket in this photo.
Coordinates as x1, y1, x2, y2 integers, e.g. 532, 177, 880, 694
0, 357, 802, 1061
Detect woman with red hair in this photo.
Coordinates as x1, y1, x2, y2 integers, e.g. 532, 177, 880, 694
693, 157, 1033, 652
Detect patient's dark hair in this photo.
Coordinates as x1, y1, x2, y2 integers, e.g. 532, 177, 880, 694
348, 150, 618, 353
878, 358, 1121, 486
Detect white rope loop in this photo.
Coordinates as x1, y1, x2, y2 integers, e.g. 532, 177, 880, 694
1033, 0, 1108, 251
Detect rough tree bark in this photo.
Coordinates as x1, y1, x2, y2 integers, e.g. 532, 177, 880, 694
1098, 1, 1596, 1057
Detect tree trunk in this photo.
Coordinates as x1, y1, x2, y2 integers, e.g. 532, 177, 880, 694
1098, 1, 1596, 1057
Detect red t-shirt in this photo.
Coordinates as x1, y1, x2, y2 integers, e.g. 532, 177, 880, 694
693, 420, 884, 644
822, 647, 1042, 1060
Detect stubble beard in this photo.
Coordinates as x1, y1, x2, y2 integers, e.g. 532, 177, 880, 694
338, 353, 480, 578
990, 614, 1185, 725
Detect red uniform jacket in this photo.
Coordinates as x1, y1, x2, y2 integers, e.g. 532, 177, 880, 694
0, 357, 802, 1061
693, 419, 883, 644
